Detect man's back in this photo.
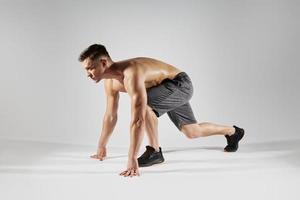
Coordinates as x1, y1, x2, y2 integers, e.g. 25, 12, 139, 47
109, 57, 182, 92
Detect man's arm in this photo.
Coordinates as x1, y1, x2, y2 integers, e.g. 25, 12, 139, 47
120, 71, 147, 177
91, 79, 119, 160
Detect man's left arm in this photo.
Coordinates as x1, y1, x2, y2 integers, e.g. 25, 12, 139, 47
119, 72, 147, 177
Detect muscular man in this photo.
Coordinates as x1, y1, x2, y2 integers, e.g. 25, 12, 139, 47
78, 44, 245, 177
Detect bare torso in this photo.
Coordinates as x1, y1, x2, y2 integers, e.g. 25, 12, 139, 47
107, 57, 182, 93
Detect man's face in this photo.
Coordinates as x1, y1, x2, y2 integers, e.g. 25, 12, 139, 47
83, 58, 106, 83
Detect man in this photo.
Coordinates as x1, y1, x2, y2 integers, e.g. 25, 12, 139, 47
79, 44, 245, 177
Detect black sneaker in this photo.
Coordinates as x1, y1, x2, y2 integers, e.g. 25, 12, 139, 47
224, 125, 245, 152
138, 146, 165, 167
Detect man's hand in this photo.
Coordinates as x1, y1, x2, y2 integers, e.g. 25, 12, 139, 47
90, 146, 107, 161
119, 158, 140, 177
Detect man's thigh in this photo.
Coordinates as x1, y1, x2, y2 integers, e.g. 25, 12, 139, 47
167, 102, 197, 131
146, 72, 194, 117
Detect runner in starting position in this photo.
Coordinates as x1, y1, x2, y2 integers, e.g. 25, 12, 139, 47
79, 44, 245, 177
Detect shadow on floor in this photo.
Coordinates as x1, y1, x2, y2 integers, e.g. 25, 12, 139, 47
164, 139, 300, 165
163, 139, 300, 154
1, 139, 299, 174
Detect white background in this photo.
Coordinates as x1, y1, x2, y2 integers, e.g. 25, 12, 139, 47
0, 1, 300, 199
1, 0, 299, 147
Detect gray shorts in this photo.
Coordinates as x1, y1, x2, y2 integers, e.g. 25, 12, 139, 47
146, 72, 197, 130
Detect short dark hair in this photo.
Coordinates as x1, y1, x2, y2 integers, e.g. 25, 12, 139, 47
78, 44, 110, 62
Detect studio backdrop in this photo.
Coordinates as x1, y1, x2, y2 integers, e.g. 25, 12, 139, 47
0, 0, 299, 147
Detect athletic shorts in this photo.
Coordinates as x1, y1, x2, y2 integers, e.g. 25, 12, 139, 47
146, 72, 197, 130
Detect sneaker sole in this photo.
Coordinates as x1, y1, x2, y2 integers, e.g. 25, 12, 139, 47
138, 158, 165, 167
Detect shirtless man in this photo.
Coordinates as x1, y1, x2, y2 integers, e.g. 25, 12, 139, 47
78, 44, 245, 177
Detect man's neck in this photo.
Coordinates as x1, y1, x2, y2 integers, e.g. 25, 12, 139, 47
102, 61, 124, 82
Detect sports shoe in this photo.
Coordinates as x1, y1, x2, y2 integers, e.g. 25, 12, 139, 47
224, 125, 245, 152
138, 145, 165, 167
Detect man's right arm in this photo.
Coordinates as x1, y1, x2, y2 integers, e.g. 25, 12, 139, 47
91, 79, 119, 160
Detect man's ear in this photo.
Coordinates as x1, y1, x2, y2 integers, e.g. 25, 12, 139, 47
99, 58, 107, 66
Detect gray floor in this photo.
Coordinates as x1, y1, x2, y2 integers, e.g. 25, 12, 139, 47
0, 139, 300, 200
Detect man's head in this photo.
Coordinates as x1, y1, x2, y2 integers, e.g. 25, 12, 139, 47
79, 44, 112, 83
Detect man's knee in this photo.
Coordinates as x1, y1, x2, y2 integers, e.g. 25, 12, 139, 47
146, 106, 158, 120
181, 123, 207, 138
180, 124, 199, 139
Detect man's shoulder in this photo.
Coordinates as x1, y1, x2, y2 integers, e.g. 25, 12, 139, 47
123, 67, 145, 84
123, 60, 146, 77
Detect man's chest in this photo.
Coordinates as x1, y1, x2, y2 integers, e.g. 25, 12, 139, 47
112, 79, 127, 93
